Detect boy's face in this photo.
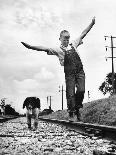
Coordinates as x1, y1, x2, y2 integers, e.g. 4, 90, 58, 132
59, 33, 70, 47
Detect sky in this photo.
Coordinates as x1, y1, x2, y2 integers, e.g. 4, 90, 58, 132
0, 0, 116, 114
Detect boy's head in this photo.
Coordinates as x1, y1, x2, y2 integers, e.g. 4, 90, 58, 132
59, 30, 70, 47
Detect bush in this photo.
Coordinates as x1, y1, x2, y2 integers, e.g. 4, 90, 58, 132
39, 109, 54, 116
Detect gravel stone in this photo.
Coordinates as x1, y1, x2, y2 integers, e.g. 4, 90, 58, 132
0, 117, 113, 155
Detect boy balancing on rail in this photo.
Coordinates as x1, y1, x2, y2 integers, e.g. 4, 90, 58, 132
21, 17, 95, 121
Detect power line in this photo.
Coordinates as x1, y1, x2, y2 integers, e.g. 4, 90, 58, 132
105, 35, 116, 94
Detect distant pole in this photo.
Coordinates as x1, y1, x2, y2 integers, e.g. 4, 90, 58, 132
59, 85, 65, 110
50, 96, 51, 109
105, 35, 116, 94
47, 96, 52, 109
47, 96, 48, 105
62, 85, 63, 110
88, 91, 90, 102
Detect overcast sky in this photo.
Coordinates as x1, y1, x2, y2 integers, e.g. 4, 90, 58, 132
0, 0, 116, 113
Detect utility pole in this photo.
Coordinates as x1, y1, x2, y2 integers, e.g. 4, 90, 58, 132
47, 96, 52, 110
59, 85, 65, 110
105, 35, 116, 94
88, 91, 90, 102
47, 96, 49, 105
50, 96, 51, 110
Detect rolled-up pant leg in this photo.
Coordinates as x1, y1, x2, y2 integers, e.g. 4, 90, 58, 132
32, 108, 39, 129
75, 71, 85, 111
26, 109, 31, 128
65, 74, 76, 113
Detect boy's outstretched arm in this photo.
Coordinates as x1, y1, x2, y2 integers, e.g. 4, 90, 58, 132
73, 17, 95, 48
21, 42, 49, 53
80, 17, 95, 40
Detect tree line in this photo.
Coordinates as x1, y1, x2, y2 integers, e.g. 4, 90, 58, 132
99, 72, 116, 95
0, 104, 19, 116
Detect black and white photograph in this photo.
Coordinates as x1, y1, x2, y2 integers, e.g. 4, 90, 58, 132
0, 0, 116, 154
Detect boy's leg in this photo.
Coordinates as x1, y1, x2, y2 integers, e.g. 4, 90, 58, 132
65, 74, 76, 118
32, 108, 39, 130
75, 91, 85, 109
75, 71, 85, 120
26, 109, 31, 129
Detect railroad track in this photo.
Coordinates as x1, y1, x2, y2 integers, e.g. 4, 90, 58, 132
0, 115, 19, 123
39, 117, 116, 142
1, 116, 116, 141
0, 117, 116, 154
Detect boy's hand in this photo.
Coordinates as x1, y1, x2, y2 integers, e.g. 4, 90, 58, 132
92, 17, 95, 25
21, 42, 31, 49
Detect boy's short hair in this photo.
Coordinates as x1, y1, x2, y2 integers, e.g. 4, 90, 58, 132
60, 30, 70, 38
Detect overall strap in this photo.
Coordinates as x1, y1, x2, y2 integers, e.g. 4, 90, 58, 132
63, 46, 83, 74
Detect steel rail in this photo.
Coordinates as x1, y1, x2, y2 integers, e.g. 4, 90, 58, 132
39, 118, 116, 141
0, 116, 19, 123
1, 116, 116, 141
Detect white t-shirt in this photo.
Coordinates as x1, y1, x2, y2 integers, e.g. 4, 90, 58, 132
47, 37, 83, 66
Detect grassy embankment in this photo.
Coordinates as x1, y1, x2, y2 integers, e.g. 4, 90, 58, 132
41, 95, 116, 126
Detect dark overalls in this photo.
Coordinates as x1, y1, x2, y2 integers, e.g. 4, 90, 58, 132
63, 46, 85, 115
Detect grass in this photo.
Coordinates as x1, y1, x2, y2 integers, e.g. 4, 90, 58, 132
41, 94, 116, 126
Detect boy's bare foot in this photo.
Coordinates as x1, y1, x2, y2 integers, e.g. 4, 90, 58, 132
68, 111, 74, 122
74, 109, 81, 121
